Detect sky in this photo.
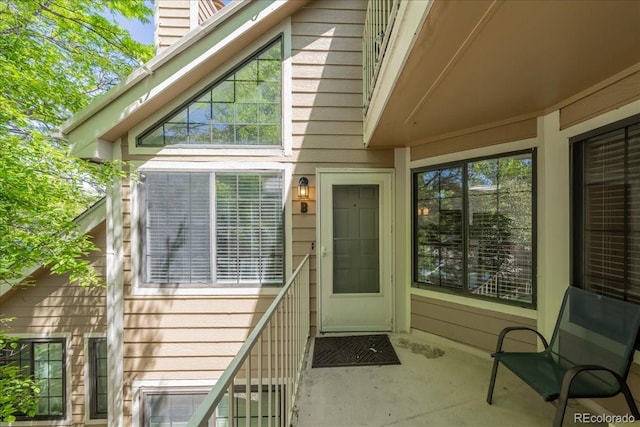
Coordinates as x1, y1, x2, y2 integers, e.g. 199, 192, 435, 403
108, 0, 232, 46
104, 4, 155, 45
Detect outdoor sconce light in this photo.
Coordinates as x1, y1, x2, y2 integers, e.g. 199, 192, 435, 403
298, 177, 309, 213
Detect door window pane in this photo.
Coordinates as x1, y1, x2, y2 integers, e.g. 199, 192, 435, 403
332, 185, 380, 294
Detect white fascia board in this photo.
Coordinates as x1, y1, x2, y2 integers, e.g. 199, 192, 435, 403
74, 138, 114, 162
64, 0, 293, 158
0, 199, 106, 298
363, 0, 433, 147
61, 0, 251, 136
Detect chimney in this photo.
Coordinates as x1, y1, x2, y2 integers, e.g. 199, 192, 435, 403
155, 0, 225, 53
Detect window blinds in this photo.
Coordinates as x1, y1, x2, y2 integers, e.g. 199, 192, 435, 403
216, 173, 284, 285
144, 173, 212, 284
576, 122, 640, 302
141, 171, 283, 286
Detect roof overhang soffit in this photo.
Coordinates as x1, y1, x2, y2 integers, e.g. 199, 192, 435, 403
63, 0, 306, 160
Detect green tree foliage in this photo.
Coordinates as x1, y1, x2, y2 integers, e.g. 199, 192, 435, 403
0, 0, 153, 288
0, 1, 153, 421
0, 331, 40, 423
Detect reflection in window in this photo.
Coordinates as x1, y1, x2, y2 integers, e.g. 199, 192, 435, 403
414, 167, 464, 290
140, 387, 280, 427
413, 151, 535, 306
1, 339, 66, 420
89, 338, 108, 419
138, 37, 282, 147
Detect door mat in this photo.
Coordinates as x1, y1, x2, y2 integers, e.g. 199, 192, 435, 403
312, 334, 401, 368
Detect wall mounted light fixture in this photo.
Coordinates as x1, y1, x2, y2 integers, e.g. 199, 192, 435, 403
298, 177, 309, 213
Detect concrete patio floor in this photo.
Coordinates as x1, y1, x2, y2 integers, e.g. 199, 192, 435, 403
293, 332, 617, 427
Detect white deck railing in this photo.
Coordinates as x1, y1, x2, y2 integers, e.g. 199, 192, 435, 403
363, 0, 400, 112
473, 274, 498, 297
187, 255, 310, 427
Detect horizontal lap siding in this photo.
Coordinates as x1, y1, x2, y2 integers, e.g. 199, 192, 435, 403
121, 175, 279, 421
292, 0, 394, 332
411, 294, 537, 353
156, 0, 191, 52
560, 69, 640, 129
0, 225, 107, 426
119, 1, 395, 422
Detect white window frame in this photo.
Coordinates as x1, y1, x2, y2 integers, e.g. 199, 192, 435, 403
0, 333, 72, 427
83, 333, 107, 425
131, 380, 216, 427
131, 379, 282, 427
127, 19, 292, 158
130, 161, 292, 296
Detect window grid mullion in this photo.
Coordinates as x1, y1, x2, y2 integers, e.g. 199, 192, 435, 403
462, 163, 469, 294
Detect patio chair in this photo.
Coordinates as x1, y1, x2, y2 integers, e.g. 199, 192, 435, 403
487, 286, 640, 427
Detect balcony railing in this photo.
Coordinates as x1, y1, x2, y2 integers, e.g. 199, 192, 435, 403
187, 255, 310, 427
363, 0, 400, 112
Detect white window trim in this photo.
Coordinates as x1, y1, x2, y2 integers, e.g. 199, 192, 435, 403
131, 379, 217, 427
127, 18, 293, 158
130, 161, 292, 296
83, 333, 107, 425
131, 378, 283, 427
0, 333, 73, 427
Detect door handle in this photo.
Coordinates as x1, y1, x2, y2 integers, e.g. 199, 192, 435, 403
321, 246, 327, 257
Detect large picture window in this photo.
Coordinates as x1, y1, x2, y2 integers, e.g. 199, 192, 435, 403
0, 339, 66, 420
140, 171, 284, 287
137, 37, 282, 147
413, 150, 536, 306
571, 115, 640, 302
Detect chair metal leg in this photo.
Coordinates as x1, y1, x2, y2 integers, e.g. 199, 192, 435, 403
487, 358, 500, 404
620, 382, 640, 419
553, 394, 568, 427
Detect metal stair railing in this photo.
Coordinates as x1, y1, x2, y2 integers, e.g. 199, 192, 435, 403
187, 255, 310, 427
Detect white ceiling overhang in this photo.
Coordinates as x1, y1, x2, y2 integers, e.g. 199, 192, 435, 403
366, 0, 640, 148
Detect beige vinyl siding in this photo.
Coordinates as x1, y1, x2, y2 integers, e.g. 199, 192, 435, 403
156, 0, 192, 52
117, 1, 396, 422
410, 117, 538, 161
120, 176, 278, 421
199, 0, 224, 24
411, 294, 537, 353
560, 68, 640, 130
0, 224, 107, 426
291, 0, 394, 331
